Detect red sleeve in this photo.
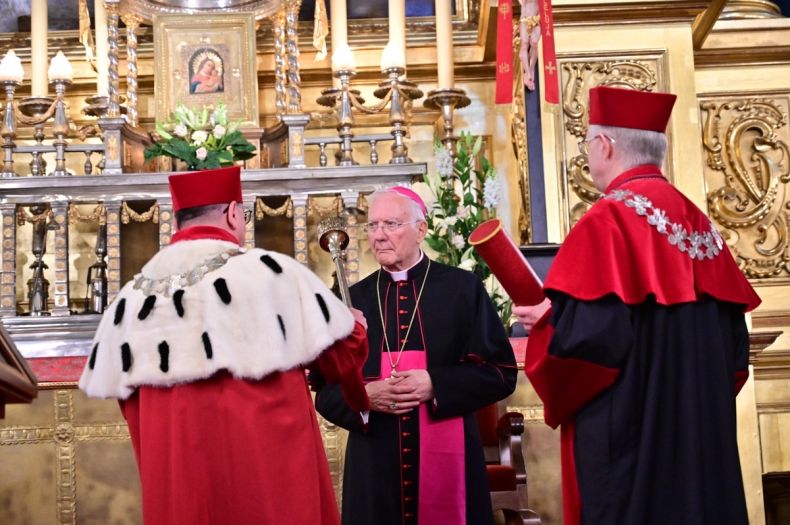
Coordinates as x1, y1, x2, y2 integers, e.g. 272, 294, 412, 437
314, 321, 370, 412
524, 310, 620, 429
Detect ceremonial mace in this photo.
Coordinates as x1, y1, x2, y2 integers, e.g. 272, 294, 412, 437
318, 216, 352, 306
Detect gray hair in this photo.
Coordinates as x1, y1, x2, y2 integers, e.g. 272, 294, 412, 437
589, 124, 667, 169
367, 188, 426, 222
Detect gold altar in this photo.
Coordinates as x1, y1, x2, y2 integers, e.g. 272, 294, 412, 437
1, 0, 789, 523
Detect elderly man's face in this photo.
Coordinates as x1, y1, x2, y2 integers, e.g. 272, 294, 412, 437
367, 193, 427, 271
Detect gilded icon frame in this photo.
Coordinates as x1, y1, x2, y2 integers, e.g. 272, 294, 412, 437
153, 13, 259, 126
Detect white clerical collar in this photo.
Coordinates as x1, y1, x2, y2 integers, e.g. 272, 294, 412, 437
384, 251, 424, 282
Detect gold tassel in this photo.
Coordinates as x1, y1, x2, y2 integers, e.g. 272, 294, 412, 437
313, 0, 329, 61
78, 0, 95, 67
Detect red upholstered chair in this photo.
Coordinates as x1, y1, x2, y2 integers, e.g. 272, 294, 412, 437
477, 402, 542, 525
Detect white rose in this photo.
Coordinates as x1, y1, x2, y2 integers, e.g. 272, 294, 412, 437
458, 258, 476, 272
213, 125, 226, 139
173, 123, 188, 138
191, 130, 208, 145
195, 147, 208, 160
451, 233, 465, 250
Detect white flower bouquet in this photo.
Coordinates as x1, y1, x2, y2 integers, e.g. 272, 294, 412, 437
423, 132, 512, 324
145, 102, 256, 171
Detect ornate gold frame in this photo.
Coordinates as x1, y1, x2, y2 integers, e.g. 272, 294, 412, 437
153, 13, 260, 126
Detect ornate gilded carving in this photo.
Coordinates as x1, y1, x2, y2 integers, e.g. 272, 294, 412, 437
511, 17, 532, 244
122, 14, 142, 127
559, 58, 660, 229
701, 96, 790, 280
0, 389, 131, 525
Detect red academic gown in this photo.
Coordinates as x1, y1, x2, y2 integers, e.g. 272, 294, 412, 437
525, 165, 761, 525
119, 226, 369, 525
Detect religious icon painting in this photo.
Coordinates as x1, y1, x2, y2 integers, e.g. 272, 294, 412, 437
153, 13, 259, 126
189, 49, 225, 95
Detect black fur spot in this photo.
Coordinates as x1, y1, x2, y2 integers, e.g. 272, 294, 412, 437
158, 341, 170, 373
173, 289, 185, 318
277, 315, 286, 339
113, 298, 126, 325
260, 255, 283, 274
137, 295, 156, 320
121, 343, 133, 372
88, 342, 98, 370
201, 332, 213, 359
213, 278, 232, 305
315, 294, 330, 323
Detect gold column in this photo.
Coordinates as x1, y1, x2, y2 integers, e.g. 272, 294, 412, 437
292, 195, 308, 265
122, 14, 142, 128
285, 0, 302, 114
159, 203, 173, 248
51, 204, 70, 316
0, 204, 16, 315
339, 191, 360, 284
274, 9, 288, 118
105, 0, 121, 118
105, 203, 121, 304
243, 196, 256, 250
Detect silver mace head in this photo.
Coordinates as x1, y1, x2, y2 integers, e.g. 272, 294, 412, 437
318, 216, 350, 254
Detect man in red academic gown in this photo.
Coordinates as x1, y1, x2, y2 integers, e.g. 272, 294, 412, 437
515, 86, 761, 525
80, 166, 369, 525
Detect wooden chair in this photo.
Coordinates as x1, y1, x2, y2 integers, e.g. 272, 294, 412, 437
477, 402, 542, 525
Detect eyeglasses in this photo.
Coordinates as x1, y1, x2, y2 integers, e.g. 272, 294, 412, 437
578, 134, 616, 156
364, 220, 419, 233
223, 204, 253, 224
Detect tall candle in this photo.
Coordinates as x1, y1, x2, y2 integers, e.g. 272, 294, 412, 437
332, 43, 356, 73
435, 0, 454, 89
387, 0, 406, 70
330, 0, 348, 87
95, 0, 109, 96
31, 0, 48, 96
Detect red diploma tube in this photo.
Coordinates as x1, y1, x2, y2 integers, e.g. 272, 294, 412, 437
468, 218, 544, 306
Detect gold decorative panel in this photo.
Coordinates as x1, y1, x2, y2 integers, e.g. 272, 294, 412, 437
556, 54, 666, 233
700, 95, 790, 281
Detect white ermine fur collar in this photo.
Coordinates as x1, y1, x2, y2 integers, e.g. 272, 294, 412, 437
79, 239, 354, 399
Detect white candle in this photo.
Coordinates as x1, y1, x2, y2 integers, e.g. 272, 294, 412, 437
380, 41, 405, 72
435, 0, 454, 89
95, 0, 109, 96
48, 51, 73, 82
0, 50, 25, 83
332, 43, 356, 73
387, 0, 406, 70
31, 0, 48, 96
330, 0, 348, 87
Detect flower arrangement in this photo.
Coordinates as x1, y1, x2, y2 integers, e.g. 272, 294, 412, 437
144, 102, 256, 171
423, 132, 512, 325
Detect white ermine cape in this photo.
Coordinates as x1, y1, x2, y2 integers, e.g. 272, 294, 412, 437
79, 239, 354, 399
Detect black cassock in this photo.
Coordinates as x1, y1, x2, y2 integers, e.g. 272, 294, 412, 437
315, 255, 517, 525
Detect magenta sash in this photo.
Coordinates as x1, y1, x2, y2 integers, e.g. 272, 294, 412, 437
382, 351, 466, 524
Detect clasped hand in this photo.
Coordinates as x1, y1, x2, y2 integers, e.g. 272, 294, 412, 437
365, 369, 434, 415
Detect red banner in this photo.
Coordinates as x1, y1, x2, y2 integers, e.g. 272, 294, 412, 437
495, 0, 514, 104
539, 0, 559, 104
